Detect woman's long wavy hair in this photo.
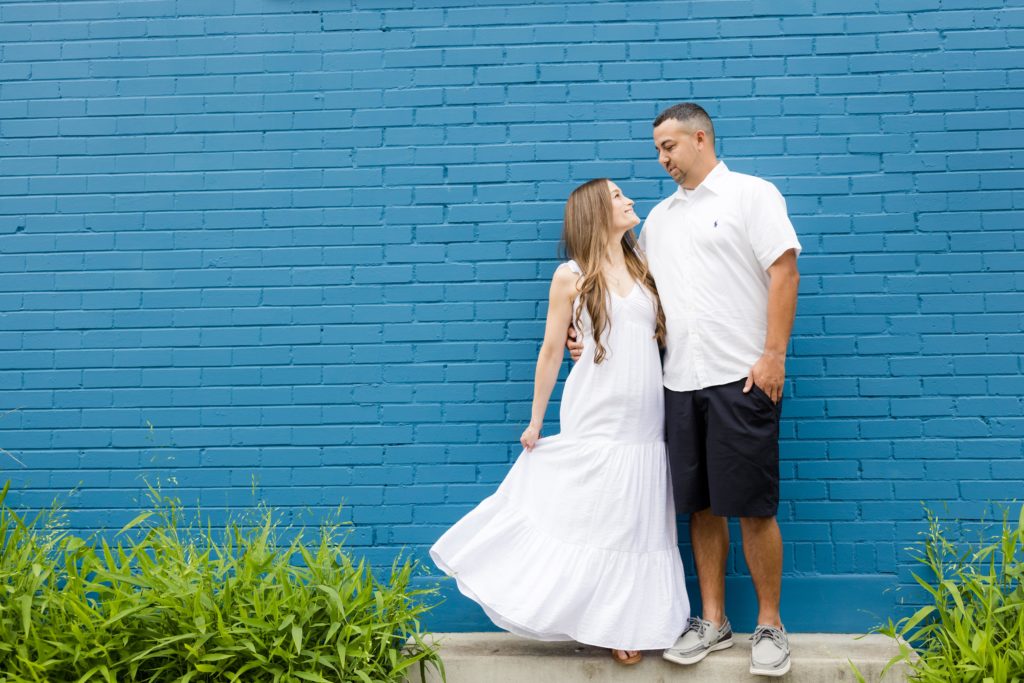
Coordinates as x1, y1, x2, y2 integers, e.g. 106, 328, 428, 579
561, 178, 667, 364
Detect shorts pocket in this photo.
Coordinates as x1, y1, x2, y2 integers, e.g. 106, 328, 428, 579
748, 382, 780, 415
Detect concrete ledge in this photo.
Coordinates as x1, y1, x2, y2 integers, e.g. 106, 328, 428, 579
419, 575, 901, 633
408, 632, 910, 683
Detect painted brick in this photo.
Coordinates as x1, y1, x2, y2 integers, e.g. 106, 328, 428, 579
0, 0, 1019, 636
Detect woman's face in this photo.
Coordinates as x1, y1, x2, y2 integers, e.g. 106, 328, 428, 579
607, 181, 640, 232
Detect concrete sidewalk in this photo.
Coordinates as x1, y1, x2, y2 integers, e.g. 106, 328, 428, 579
408, 632, 910, 682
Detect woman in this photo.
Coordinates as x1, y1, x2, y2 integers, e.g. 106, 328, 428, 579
430, 179, 689, 664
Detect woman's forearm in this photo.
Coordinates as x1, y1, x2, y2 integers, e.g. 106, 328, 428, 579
529, 345, 565, 427
526, 266, 576, 431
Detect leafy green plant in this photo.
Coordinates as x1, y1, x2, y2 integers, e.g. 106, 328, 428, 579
854, 504, 1024, 683
0, 481, 445, 682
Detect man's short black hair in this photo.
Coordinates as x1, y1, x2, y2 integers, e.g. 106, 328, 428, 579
653, 102, 715, 142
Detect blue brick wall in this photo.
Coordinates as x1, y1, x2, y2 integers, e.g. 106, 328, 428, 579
1, 0, 1022, 632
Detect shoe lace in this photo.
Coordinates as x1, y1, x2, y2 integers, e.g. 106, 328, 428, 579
685, 617, 708, 639
750, 625, 786, 650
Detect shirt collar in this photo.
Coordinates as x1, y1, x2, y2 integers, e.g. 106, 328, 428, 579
670, 160, 729, 204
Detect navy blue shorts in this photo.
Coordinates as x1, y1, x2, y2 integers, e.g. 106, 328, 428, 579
665, 377, 781, 518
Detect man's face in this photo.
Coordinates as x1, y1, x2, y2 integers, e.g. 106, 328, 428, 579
653, 119, 705, 187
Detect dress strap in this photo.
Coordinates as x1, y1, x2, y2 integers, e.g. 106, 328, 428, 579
558, 259, 583, 275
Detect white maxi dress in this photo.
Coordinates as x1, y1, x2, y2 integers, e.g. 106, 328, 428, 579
430, 260, 689, 650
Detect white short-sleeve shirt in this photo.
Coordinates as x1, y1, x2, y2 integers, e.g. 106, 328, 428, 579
638, 161, 802, 392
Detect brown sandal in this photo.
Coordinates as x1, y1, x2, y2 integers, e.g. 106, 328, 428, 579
611, 649, 642, 665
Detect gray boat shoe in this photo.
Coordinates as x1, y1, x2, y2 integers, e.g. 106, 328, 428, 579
662, 616, 734, 666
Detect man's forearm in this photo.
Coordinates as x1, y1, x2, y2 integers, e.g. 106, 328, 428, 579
763, 264, 799, 358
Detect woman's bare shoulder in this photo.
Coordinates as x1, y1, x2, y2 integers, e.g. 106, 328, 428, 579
551, 263, 581, 298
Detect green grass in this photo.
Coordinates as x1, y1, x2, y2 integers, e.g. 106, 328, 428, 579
0, 481, 445, 683
853, 504, 1024, 683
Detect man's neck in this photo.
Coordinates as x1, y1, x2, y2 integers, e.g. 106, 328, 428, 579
680, 157, 719, 191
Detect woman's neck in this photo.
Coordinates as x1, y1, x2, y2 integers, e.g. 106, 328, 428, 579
604, 237, 626, 269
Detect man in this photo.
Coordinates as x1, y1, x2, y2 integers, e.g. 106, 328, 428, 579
568, 102, 801, 677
